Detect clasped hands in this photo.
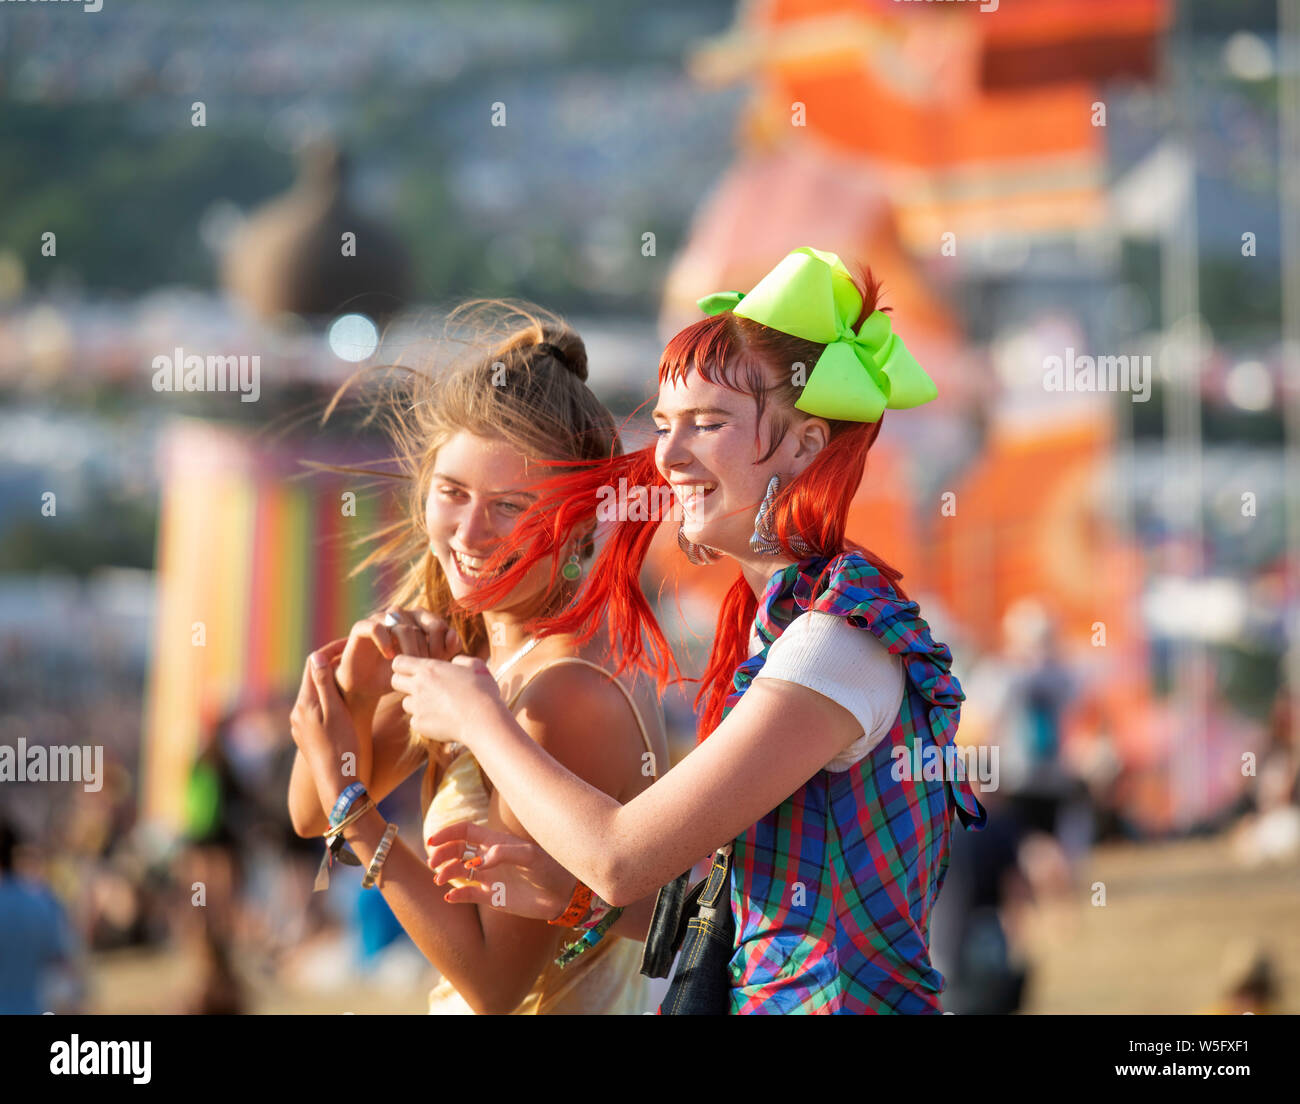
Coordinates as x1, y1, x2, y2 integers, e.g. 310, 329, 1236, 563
289, 608, 502, 806
288, 609, 571, 917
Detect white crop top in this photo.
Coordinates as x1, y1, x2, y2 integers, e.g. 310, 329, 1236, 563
751, 611, 906, 772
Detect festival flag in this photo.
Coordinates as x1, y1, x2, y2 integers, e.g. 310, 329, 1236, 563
140, 419, 399, 830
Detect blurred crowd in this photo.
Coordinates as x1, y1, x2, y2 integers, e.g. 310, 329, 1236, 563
2, 578, 1295, 1015
0, 625, 432, 1014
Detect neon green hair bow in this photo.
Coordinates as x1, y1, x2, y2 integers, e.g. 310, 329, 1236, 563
696, 246, 937, 423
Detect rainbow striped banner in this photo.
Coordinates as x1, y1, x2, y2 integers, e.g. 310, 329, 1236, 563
141, 418, 402, 831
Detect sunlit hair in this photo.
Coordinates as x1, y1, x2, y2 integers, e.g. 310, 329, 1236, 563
466, 265, 907, 739
310, 302, 621, 794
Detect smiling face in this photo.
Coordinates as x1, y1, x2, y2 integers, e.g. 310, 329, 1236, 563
653, 371, 818, 561
424, 431, 562, 611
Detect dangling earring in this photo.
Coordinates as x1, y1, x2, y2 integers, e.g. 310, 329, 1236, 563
561, 547, 582, 581
750, 475, 782, 555
750, 474, 814, 557
677, 525, 717, 566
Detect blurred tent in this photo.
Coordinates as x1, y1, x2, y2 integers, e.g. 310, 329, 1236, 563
930, 409, 1163, 816
682, 0, 1171, 255
930, 413, 1138, 656
142, 419, 400, 831
660, 0, 1172, 578
657, 0, 1174, 819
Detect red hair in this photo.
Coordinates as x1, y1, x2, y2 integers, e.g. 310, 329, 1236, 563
464, 264, 907, 739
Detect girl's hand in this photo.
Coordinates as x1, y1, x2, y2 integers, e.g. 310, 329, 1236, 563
390, 654, 506, 747
338, 608, 462, 704
424, 820, 575, 921
290, 644, 368, 811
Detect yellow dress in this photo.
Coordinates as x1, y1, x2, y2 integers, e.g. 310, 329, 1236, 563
423, 658, 657, 1015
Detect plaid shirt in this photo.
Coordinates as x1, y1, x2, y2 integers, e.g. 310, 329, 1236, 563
722, 552, 987, 1014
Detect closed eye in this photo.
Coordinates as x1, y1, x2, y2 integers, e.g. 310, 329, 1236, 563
654, 423, 726, 436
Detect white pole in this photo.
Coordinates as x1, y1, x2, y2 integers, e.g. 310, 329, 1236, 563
1279, 0, 1300, 778
1162, 8, 1206, 831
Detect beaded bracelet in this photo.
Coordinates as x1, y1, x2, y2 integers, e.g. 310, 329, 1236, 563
548, 881, 593, 927
555, 905, 624, 969
361, 823, 399, 889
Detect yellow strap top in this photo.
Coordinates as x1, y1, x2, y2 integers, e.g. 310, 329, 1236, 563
423, 657, 657, 1015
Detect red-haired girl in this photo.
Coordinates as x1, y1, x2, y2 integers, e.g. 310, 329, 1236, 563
328, 249, 987, 1013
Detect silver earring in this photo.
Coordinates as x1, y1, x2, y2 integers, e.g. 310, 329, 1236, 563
750, 475, 783, 555
677, 525, 714, 566
750, 474, 814, 557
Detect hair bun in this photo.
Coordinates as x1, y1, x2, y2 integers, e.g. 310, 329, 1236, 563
535, 332, 588, 382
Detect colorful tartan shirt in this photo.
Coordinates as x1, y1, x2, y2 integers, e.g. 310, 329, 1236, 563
722, 552, 987, 1014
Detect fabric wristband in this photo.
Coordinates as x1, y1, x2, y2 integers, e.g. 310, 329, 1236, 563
548, 881, 593, 927
574, 892, 615, 933
329, 782, 368, 829
556, 905, 625, 969
324, 797, 374, 843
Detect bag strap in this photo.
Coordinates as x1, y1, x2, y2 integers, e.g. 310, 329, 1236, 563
638, 843, 733, 979
696, 843, 732, 912
640, 872, 691, 979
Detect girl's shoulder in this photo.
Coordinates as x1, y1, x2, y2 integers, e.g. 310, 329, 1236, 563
804, 551, 923, 626
508, 648, 649, 744
759, 611, 906, 733
507, 655, 656, 794
817, 550, 899, 594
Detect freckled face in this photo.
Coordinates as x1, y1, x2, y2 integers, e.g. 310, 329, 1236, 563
424, 431, 556, 609
652, 373, 798, 559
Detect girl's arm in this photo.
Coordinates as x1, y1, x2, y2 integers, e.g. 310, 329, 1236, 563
332, 803, 556, 1014
427, 819, 681, 942
288, 691, 422, 838
306, 657, 653, 1014
291, 609, 459, 836
395, 656, 864, 906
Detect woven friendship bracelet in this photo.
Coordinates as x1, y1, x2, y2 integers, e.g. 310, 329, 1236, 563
555, 905, 625, 969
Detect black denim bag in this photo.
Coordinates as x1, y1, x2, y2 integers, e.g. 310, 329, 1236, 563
639, 843, 734, 1015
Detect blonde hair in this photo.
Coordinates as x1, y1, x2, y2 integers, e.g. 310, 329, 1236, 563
314, 301, 621, 787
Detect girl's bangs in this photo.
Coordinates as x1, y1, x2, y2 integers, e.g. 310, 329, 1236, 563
658, 313, 757, 396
